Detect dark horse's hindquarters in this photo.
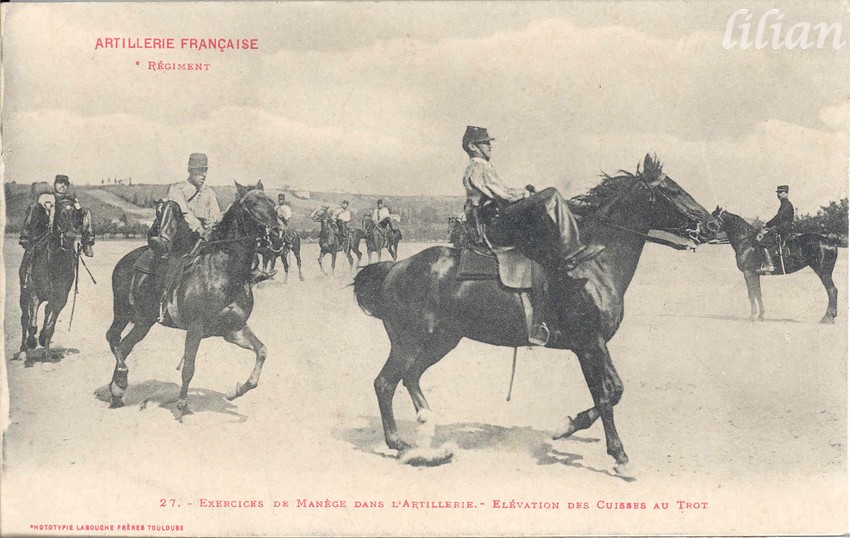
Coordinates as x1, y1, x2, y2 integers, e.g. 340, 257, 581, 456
105, 183, 283, 417
354, 155, 719, 472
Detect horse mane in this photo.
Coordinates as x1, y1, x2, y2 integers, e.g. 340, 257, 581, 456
569, 155, 666, 217
720, 208, 757, 233
209, 188, 264, 241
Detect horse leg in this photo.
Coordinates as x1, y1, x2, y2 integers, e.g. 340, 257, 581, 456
815, 269, 838, 324
223, 324, 267, 400
175, 320, 204, 419
39, 301, 64, 359
16, 290, 36, 360
108, 317, 156, 408
281, 251, 290, 284
555, 334, 628, 471
375, 333, 419, 451
294, 248, 304, 281
331, 251, 337, 274
317, 251, 325, 275
743, 271, 763, 321
403, 333, 461, 443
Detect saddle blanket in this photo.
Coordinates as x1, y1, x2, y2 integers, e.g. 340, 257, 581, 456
457, 246, 537, 289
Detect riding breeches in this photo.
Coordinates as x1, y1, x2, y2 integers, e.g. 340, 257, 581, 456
485, 187, 585, 270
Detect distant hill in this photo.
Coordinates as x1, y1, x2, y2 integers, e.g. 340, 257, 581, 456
3, 182, 466, 241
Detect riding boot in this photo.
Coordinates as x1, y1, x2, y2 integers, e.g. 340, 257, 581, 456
79, 208, 95, 256
19, 250, 33, 290
149, 202, 179, 255
158, 256, 184, 322
525, 263, 550, 346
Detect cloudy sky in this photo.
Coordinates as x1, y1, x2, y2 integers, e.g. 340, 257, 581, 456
2, 1, 848, 219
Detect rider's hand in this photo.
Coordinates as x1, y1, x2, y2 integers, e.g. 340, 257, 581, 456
525, 184, 536, 194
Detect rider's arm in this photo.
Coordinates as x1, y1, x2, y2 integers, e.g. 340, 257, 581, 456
469, 160, 525, 203
167, 183, 204, 233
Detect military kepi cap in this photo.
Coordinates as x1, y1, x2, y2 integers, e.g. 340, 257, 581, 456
188, 153, 208, 169
776, 185, 789, 193
462, 126, 495, 148
54, 175, 70, 185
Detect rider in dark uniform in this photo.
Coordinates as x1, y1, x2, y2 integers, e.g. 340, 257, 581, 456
759, 185, 794, 273
19, 175, 95, 289
461, 126, 604, 345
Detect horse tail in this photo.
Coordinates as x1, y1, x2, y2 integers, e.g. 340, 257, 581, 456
353, 262, 395, 319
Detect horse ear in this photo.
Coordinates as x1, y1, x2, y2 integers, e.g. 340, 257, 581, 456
256, 180, 264, 191
643, 153, 665, 186
234, 181, 247, 197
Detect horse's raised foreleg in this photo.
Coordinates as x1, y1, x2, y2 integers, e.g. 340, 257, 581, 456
558, 333, 628, 472
223, 324, 267, 400
317, 250, 326, 275
175, 320, 204, 419
108, 317, 156, 408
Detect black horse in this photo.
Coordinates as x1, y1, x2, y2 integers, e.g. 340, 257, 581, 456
16, 198, 82, 362
355, 214, 402, 263
311, 206, 355, 274
711, 206, 839, 323
353, 155, 718, 473
106, 181, 283, 417
259, 227, 305, 283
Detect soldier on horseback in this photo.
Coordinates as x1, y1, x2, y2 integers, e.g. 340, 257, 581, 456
332, 199, 352, 240
276, 192, 292, 228
145, 153, 222, 318
460, 126, 603, 346
19, 174, 95, 289
371, 199, 396, 233
758, 185, 795, 274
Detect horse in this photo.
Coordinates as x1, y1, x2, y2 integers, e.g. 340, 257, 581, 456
259, 227, 305, 283
447, 215, 470, 249
105, 181, 283, 417
311, 206, 355, 274
711, 206, 839, 323
353, 154, 719, 473
16, 198, 82, 362
356, 214, 402, 263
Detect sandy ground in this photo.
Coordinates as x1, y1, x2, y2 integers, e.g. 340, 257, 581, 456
1, 239, 846, 536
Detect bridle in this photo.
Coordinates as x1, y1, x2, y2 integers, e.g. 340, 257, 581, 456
590, 173, 707, 244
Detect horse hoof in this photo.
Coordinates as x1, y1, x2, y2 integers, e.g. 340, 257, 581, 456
12, 351, 25, 361
175, 401, 191, 420
552, 417, 577, 440
109, 397, 125, 409
820, 316, 835, 325
613, 460, 633, 477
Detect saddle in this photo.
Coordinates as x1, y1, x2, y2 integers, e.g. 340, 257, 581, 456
129, 248, 199, 311
456, 244, 539, 290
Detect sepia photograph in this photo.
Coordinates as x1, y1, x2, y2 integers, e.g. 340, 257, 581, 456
1, 1, 848, 536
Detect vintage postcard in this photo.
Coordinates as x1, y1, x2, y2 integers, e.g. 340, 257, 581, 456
1, 1, 848, 536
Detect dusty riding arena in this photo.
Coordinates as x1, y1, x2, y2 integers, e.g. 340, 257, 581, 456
2, 239, 846, 536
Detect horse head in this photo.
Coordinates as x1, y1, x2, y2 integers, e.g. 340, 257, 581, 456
637, 153, 720, 246
52, 198, 80, 250
222, 180, 282, 247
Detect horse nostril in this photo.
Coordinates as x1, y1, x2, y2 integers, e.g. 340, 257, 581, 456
707, 221, 720, 233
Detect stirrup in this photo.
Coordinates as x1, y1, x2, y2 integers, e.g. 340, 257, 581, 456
528, 323, 550, 347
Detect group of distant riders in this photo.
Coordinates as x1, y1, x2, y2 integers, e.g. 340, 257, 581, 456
18, 126, 795, 346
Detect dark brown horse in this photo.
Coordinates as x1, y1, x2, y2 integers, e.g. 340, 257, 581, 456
311, 206, 355, 274
353, 155, 719, 473
711, 206, 839, 323
16, 198, 83, 362
260, 227, 305, 283
356, 214, 402, 263
105, 181, 283, 417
